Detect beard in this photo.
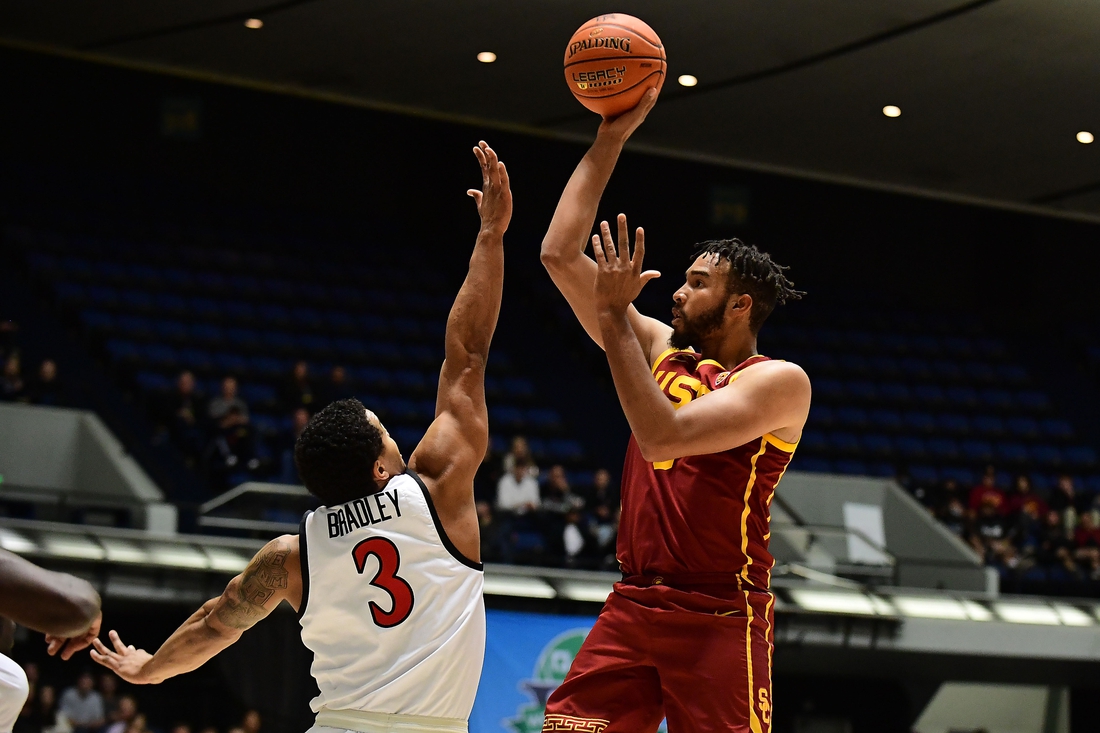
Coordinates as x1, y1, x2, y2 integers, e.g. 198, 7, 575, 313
669, 300, 728, 350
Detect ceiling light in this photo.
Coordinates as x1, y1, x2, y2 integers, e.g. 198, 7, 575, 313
477, 52, 497, 64
893, 596, 968, 620
961, 601, 993, 621
482, 576, 555, 598
883, 105, 901, 118
1052, 604, 1093, 626
789, 589, 879, 616
244, 18, 263, 29
677, 74, 698, 87
994, 603, 1060, 625
557, 581, 613, 603
1077, 131, 1094, 144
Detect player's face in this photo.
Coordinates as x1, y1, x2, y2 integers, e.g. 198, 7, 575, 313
669, 254, 735, 349
365, 410, 407, 478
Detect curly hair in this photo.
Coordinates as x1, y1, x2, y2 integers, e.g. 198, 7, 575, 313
693, 238, 804, 333
294, 398, 383, 506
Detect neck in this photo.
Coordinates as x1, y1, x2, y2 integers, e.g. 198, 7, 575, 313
696, 332, 759, 369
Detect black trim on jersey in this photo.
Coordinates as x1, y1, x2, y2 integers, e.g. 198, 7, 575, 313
296, 510, 312, 621
406, 470, 484, 572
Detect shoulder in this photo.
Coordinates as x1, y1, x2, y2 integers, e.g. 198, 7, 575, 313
736, 359, 810, 391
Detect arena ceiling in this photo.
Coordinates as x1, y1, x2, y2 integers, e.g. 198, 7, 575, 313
3, 0, 1100, 220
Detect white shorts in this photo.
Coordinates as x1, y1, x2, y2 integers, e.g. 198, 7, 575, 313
307, 708, 467, 733
0, 654, 29, 733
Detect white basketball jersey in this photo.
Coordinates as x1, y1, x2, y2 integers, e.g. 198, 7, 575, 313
298, 471, 485, 722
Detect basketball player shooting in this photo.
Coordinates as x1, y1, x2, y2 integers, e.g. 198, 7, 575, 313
90, 141, 511, 733
540, 91, 811, 732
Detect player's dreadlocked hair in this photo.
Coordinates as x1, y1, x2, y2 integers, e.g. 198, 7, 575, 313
693, 238, 804, 334
295, 398, 383, 506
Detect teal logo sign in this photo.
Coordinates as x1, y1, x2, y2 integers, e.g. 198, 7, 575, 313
504, 628, 588, 733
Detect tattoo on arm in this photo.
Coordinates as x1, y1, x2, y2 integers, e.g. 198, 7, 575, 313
214, 542, 289, 630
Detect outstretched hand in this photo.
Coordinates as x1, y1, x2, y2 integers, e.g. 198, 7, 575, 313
91, 629, 155, 684
598, 87, 659, 143
467, 141, 512, 234
45, 610, 101, 661
592, 213, 660, 315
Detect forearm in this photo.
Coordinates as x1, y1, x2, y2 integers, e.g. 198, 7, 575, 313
541, 133, 625, 265
0, 551, 100, 636
141, 599, 239, 684
598, 309, 676, 456
445, 227, 504, 362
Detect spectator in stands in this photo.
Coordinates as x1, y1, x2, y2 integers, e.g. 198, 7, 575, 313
502, 435, 538, 479
1049, 474, 1087, 523
241, 709, 262, 733
587, 469, 619, 514
28, 359, 62, 406
208, 377, 248, 423
586, 504, 620, 569
0, 354, 26, 402
938, 494, 968, 538
58, 670, 105, 733
274, 408, 310, 484
320, 365, 354, 405
281, 361, 316, 412
124, 713, 152, 733
170, 724, 192, 733
27, 684, 57, 733
541, 465, 585, 514
563, 508, 587, 567
969, 495, 1013, 566
477, 501, 503, 563
104, 696, 138, 733
1073, 512, 1100, 578
98, 672, 120, 721
161, 371, 207, 461
968, 465, 1005, 517
496, 460, 540, 515
1006, 475, 1047, 520
1035, 510, 1078, 577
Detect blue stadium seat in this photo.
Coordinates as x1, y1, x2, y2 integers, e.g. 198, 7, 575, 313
908, 465, 939, 484
55, 282, 88, 304
912, 384, 947, 408
972, 415, 1006, 437
128, 264, 164, 290
936, 414, 970, 436
162, 268, 194, 291
845, 380, 878, 402
910, 335, 941, 356
80, 311, 115, 333
226, 328, 262, 352
813, 379, 845, 402
896, 436, 928, 459
224, 301, 257, 323
996, 443, 1030, 464
525, 437, 548, 460
1084, 476, 1100, 494
963, 362, 998, 384
1039, 419, 1074, 442
801, 353, 838, 377
527, 409, 563, 431
196, 272, 228, 293
898, 358, 932, 381
228, 275, 262, 298
240, 384, 278, 409
406, 344, 439, 367
392, 371, 429, 393
940, 466, 975, 486
87, 285, 120, 309
868, 356, 902, 379
211, 352, 247, 374
1017, 391, 1052, 413
942, 336, 975, 359
945, 386, 979, 410
188, 297, 222, 320
996, 364, 1029, 386
847, 331, 876, 352
392, 428, 425, 449
878, 383, 913, 406
144, 344, 179, 369
178, 348, 214, 373
262, 331, 296, 354
1065, 447, 1098, 469
326, 311, 358, 333
60, 256, 94, 280
257, 304, 291, 327
136, 371, 173, 392
798, 430, 828, 455
1028, 473, 1053, 493
879, 334, 911, 355
502, 378, 536, 400
264, 279, 297, 301
291, 307, 325, 330
869, 409, 903, 432
106, 339, 140, 363
353, 367, 391, 389
961, 440, 995, 463
979, 389, 1014, 411
975, 338, 1008, 359
250, 414, 281, 438
489, 406, 525, 430
927, 438, 960, 460
298, 334, 335, 357
828, 431, 862, 455
155, 320, 188, 343
837, 354, 871, 376
930, 360, 962, 383
835, 407, 868, 429
834, 459, 868, 476
903, 412, 937, 434
795, 457, 832, 473
153, 293, 189, 317
807, 405, 835, 429
860, 434, 894, 458
334, 337, 369, 361
547, 439, 585, 462
867, 461, 896, 477
250, 356, 291, 378
189, 323, 225, 346
1006, 417, 1040, 440
116, 315, 153, 338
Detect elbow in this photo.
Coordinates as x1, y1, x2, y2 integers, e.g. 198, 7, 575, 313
637, 438, 678, 464
539, 244, 566, 272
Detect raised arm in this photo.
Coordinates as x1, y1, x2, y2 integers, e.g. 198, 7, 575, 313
91, 535, 300, 684
591, 220, 810, 462
539, 89, 671, 363
0, 548, 102, 660
409, 142, 510, 549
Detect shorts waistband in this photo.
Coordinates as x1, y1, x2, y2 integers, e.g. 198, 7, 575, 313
314, 708, 468, 733
620, 573, 767, 592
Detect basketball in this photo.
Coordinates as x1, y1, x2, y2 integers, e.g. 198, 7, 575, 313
564, 13, 666, 118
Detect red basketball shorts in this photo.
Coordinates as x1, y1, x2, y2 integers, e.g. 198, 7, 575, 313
543, 582, 774, 733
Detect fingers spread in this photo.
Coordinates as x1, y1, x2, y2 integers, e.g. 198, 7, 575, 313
591, 234, 605, 263
109, 629, 128, 654
616, 214, 630, 261
632, 227, 646, 271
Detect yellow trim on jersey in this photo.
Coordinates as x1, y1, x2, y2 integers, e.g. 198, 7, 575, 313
739, 438, 769, 585
744, 593, 764, 733
698, 358, 726, 370
650, 347, 682, 375
763, 433, 799, 453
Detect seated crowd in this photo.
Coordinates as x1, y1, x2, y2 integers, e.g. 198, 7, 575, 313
15, 666, 263, 733
0, 322, 65, 407
903, 464, 1100, 590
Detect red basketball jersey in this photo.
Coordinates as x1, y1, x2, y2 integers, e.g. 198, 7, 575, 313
617, 348, 798, 592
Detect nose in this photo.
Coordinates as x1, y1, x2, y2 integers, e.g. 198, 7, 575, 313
673, 288, 686, 305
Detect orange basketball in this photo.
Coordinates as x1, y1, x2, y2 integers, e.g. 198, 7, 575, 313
564, 14, 666, 118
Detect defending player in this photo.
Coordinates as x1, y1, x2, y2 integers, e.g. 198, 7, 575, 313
540, 89, 810, 732
90, 141, 512, 733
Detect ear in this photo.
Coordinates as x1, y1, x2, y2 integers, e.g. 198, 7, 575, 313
373, 459, 391, 487
730, 293, 752, 312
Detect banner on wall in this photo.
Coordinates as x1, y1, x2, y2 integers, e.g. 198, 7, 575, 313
469, 609, 667, 733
